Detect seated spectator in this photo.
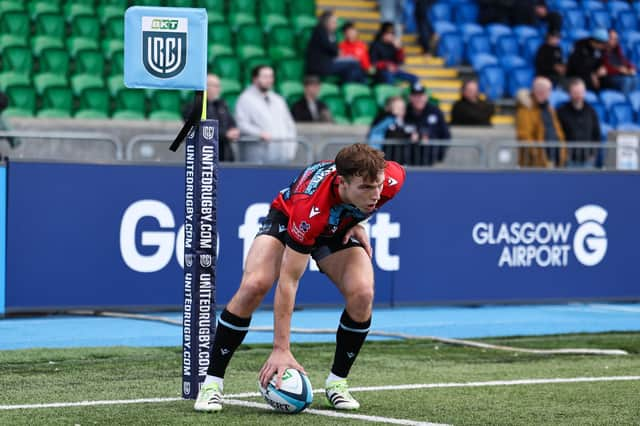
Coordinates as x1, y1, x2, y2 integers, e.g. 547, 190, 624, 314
369, 22, 419, 86
182, 74, 238, 161
535, 31, 566, 87
406, 83, 450, 165
567, 29, 609, 91
378, 0, 403, 38
290, 75, 333, 123
556, 78, 601, 167
338, 22, 372, 74
450, 79, 495, 126
479, 0, 561, 33
516, 76, 567, 168
602, 29, 638, 94
368, 96, 420, 164
305, 11, 366, 83
414, 0, 438, 57
235, 65, 297, 163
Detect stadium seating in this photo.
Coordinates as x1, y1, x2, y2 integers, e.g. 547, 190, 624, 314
495, 35, 520, 58
429, 3, 452, 23
322, 94, 349, 124
350, 96, 378, 125
608, 102, 635, 127
466, 34, 492, 63
599, 90, 627, 110
471, 53, 498, 72
549, 90, 570, 108
628, 91, 640, 115
459, 23, 483, 43
508, 67, 534, 97
591, 102, 608, 124
588, 9, 611, 31
522, 36, 543, 62
437, 32, 464, 66
342, 83, 372, 105
454, 3, 478, 26
478, 65, 505, 100
563, 8, 587, 30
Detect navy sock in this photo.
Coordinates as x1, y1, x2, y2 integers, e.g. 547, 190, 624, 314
331, 310, 371, 378
207, 308, 251, 378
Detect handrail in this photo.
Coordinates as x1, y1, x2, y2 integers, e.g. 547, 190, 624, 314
0, 131, 124, 161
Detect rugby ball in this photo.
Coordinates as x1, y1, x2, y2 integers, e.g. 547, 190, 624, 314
259, 368, 313, 413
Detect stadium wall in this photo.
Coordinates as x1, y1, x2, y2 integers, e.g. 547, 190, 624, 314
4, 161, 639, 313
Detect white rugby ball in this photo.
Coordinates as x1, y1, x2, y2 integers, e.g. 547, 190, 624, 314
259, 368, 313, 414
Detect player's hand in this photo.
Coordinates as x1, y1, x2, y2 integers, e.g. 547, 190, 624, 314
259, 348, 305, 389
226, 127, 240, 140
344, 224, 372, 258
260, 132, 271, 141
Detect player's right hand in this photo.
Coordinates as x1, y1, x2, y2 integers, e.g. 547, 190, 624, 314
259, 348, 306, 389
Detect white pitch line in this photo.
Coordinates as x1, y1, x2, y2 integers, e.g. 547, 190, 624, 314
1, 376, 639, 412
225, 399, 447, 426
585, 304, 640, 314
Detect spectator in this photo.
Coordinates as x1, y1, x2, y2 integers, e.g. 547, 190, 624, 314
450, 79, 495, 126
602, 29, 638, 94
556, 78, 601, 167
305, 11, 366, 83
368, 96, 420, 164
516, 76, 567, 168
511, 1, 562, 34
567, 29, 609, 91
405, 82, 451, 165
369, 22, 419, 86
478, 0, 512, 25
182, 74, 238, 162
338, 21, 372, 74
290, 75, 333, 123
535, 31, 566, 87
0, 91, 20, 148
234, 65, 297, 163
415, 0, 438, 57
378, 0, 403, 38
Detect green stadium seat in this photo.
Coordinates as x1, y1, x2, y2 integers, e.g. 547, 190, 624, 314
6, 85, 36, 115
268, 46, 296, 61
207, 44, 234, 65
39, 47, 71, 75
109, 51, 125, 76
42, 86, 73, 112
101, 0, 128, 7
102, 39, 124, 60
75, 109, 109, 119
28, 2, 61, 19
75, 50, 105, 75
237, 45, 266, 61
0, 72, 30, 91
166, 0, 194, 6
148, 110, 182, 121
343, 83, 372, 104
224, 91, 240, 113
228, 0, 257, 28
107, 74, 125, 96
212, 56, 240, 80
319, 82, 340, 99
0, 1, 24, 14
208, 23, 232, 46
34, 13, 66, 39
2, 46, 33, 73
33, 72, 66, 95
67, 37, 100, 58
105, 16, 125, 40
219, 78, 243, 97
198, 0, 225, 23
289, 0, 317, 34
150, 90, 182, 113
297, 27, 313, 54
235, 24, 265, 50
96, 6, 123, 25
278, 81, 304, 106
31, 35, 64, 56
269, 25, 294, 48
350, 96, 378, 125
374, 84, 404, 107
260, 0, 288, 30
63, 3, 95, 21
275, 58, 304, 82
0, 11, 30, 37
322, 94, 350, 124
37, 108, 72, 118
0, 35, 27, 55
71, 15, 101, 39
115, 89, 147, 114
79, 87, 111, 116
1, 107, 34, 117
70, 73, 105, 96
112, 109, 145, 120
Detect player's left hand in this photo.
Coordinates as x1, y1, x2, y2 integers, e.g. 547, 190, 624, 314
259, 348, 305, 389
344, 224, 372, 258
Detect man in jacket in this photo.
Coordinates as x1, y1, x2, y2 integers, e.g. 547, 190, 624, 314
516, 76, 567, 168
534, 31, 566, 87
450, 79, 494, 126
405, 83, 450, 165
290, 76, 333, 123
567, 29, 608, 91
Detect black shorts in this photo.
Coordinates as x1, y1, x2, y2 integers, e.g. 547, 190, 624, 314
256, 208, 364, 263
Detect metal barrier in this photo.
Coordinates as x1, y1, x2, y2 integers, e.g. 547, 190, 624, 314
319, 139, 486, 169
127, 134, 185, 163
0, 131, 123, 161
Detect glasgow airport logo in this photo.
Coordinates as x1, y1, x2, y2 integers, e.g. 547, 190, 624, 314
142, 16, 187, 78
472, 205, 608, 268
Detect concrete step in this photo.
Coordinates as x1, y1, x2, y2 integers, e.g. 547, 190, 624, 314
406, 56, 444, 66
330, 9, 381, 21
491, 115, 515, 125
316, 0, 378, 10
405, 67, 458, 78
430, 92, 460, 101
421, 78, 462, 90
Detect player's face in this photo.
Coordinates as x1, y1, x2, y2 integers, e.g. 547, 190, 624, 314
341, 172, 385, 213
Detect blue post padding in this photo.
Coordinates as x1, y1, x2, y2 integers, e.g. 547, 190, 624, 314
0, 167, 5, 315
124, 6, 207, 90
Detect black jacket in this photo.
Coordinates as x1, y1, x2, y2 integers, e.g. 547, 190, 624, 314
567, 38, 604, 91
290, 98, 331, 122
182, 98, 236, 161
305, 25, 338, 76
450, 98, 494, 126
556, 101, 601, 162
535, 43, 564, 84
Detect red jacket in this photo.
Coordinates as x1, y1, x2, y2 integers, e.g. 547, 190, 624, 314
603, 44, 635, 76
339, 39, 371, 71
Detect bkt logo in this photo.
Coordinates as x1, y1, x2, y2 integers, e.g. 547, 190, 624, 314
142, 16, 187, 78
120, 201, 401, 273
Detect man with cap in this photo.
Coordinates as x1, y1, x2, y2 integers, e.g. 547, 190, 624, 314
405, 82, 450, 166
567, 29, 609, 91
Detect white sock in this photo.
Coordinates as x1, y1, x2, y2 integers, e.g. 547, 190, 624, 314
326, 372, 345, 386
203, 375, 224, 391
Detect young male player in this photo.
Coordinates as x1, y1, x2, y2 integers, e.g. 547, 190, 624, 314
194, 143, 406, 412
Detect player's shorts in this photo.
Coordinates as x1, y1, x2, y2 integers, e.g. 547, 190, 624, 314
256, 207, 364, 263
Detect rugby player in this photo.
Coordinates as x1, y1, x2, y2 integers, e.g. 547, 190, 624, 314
195, 143, 406, 412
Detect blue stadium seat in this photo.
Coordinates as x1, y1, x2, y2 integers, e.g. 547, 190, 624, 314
621, 31, 640, 58
433, 20, 457, 36
500, 55, 527, 72
508, 66, 534, 97
600, 122, 612, 141
616, 123, 640, 131
585, 91, 599, 104
550, 89, 569, 108
429, 3, 452, 23
495, 34, 520, 57
460, 23, 483, 43
560, 40, 573, 60
591, 101, 608, 124
563, 8, 587, 30
616, 10, 638, 34
569, 29, 591, 43
633, 43, 640, 67
582, 0, 605, 11
554, 0, 578, 8
486, 23, 512, 45
628, 90, 640, 114
513, 25, 539, 45
522, 35, 543, 62
471, 52, 498, 71
454, 2, 478, 25
402, 0, 415, 33
466, 33, 492, 63
608, 102, 635, 127
437, 32, 464, 66
634, 2, 640, 17
599, 90, 627, 109
607, 1, 630, 20
588, 9, 611, 31
479, 65, 505, 100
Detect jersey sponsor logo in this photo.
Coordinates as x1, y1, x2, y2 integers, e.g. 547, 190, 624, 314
309, 206, 321, 218
291, 220, 311, 241
141, 17, 187, 79
387, 177, 398, 186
